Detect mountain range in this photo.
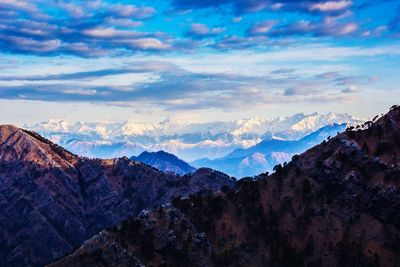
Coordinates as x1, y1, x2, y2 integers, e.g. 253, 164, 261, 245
0, 125, 234, 266
131, 151, 196, 176
51, 105, 400, 267
193, 123, 347, 177
25, 113, 363, 162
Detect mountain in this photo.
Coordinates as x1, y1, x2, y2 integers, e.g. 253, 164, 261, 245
193, 123, 347, 177
0, 125, 235, 266
52, 106, 400, 267
63, 140, 145, 159
25, 113, 363, 161
131, 151, 196, 175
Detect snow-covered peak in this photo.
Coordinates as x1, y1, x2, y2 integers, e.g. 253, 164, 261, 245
232, 116, 267, 137
35, 119, 70, 133
26, 112, 364, 161
121, 122, 158, 136
290, 113, 359, 132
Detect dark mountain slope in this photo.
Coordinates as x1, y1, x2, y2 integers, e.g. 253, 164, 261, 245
131, 150, 196, 175
53, 106, 400, 267
0, 125, 235, 266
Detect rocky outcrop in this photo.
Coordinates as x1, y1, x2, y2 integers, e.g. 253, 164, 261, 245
49, 231, 145, 267
0, 125, 235, 266
54, 106, 400, 266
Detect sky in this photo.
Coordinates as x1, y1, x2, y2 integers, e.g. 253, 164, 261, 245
0, 0, 399, 125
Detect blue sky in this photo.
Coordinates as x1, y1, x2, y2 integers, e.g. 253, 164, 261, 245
0, 0, 399, 125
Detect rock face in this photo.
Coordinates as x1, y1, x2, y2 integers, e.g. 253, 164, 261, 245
131, 150, 196, 175
48, 231, 145, 267
0, 125, 235, 266
53, 106, 400, 267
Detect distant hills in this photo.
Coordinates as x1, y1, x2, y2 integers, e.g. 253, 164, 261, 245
0, 125, 234, 266
193, 123, 347, 177
131, 150, 196, 175
26, 112, 363, 161
52, 106, 400, 267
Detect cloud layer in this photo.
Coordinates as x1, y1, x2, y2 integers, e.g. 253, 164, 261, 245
0, 1, 170, 57
0, 0, 398, 123
172, 0, 354, 14
0, 52, 379, 112
0, 0, 397, 57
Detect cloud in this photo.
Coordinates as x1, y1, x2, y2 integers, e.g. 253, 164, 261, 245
0, 0, 395, 57
283, 86, 323, 96
308, 0, 352, 12
314, 71, 371, 89
361, 25, 388, 38
61, 88, 98, 96
82, 28, 142, 38
57, 2, 86, 18
0, 0, 47, 19
247, 20, 277, 35
211, 35, 264, 49
269, 19, 358, 37
127, 38, 171, 50
270, 68, 296, 75
0, 35, 61, 53
0, 62, 180, 81
0, 60, 359, 111
172, 0, 354, 15
315, 71, 341, 79
107, 4, 156, 19
245, 9, 360, 39
341, 85, 360, 93
0, 1, 167, 57
186, 23, 225, 39
211, 35, 294, 50
104, 18, 143, 27
0, 69, 133, 81
334, 75, 362, 85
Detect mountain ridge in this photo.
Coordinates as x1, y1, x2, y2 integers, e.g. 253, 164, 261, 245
51, 105, 400, 267
25, 112, 363, 161
130, 150, 196, 175
0, 125, 235, 266
192, 123, 347, 177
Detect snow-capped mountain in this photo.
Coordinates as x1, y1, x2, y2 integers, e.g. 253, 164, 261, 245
25, 112, 364, 161
192, 123, 348, 178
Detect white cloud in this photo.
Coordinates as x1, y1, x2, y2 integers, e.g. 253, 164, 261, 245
82, 28, 140, 38
336, 22, 358, 35
233, 17, 242, 23
342, 85, 360, 93
248, 20, 277, 35
62, 89, 97, 95
128, 38, 170, 50
309, 0, 352, 12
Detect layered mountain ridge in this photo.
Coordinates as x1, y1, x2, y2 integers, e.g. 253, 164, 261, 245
0, 125, 235, 266
26, 113, 363, 161
52, 106, 400, 267
193, 123, 347, 177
